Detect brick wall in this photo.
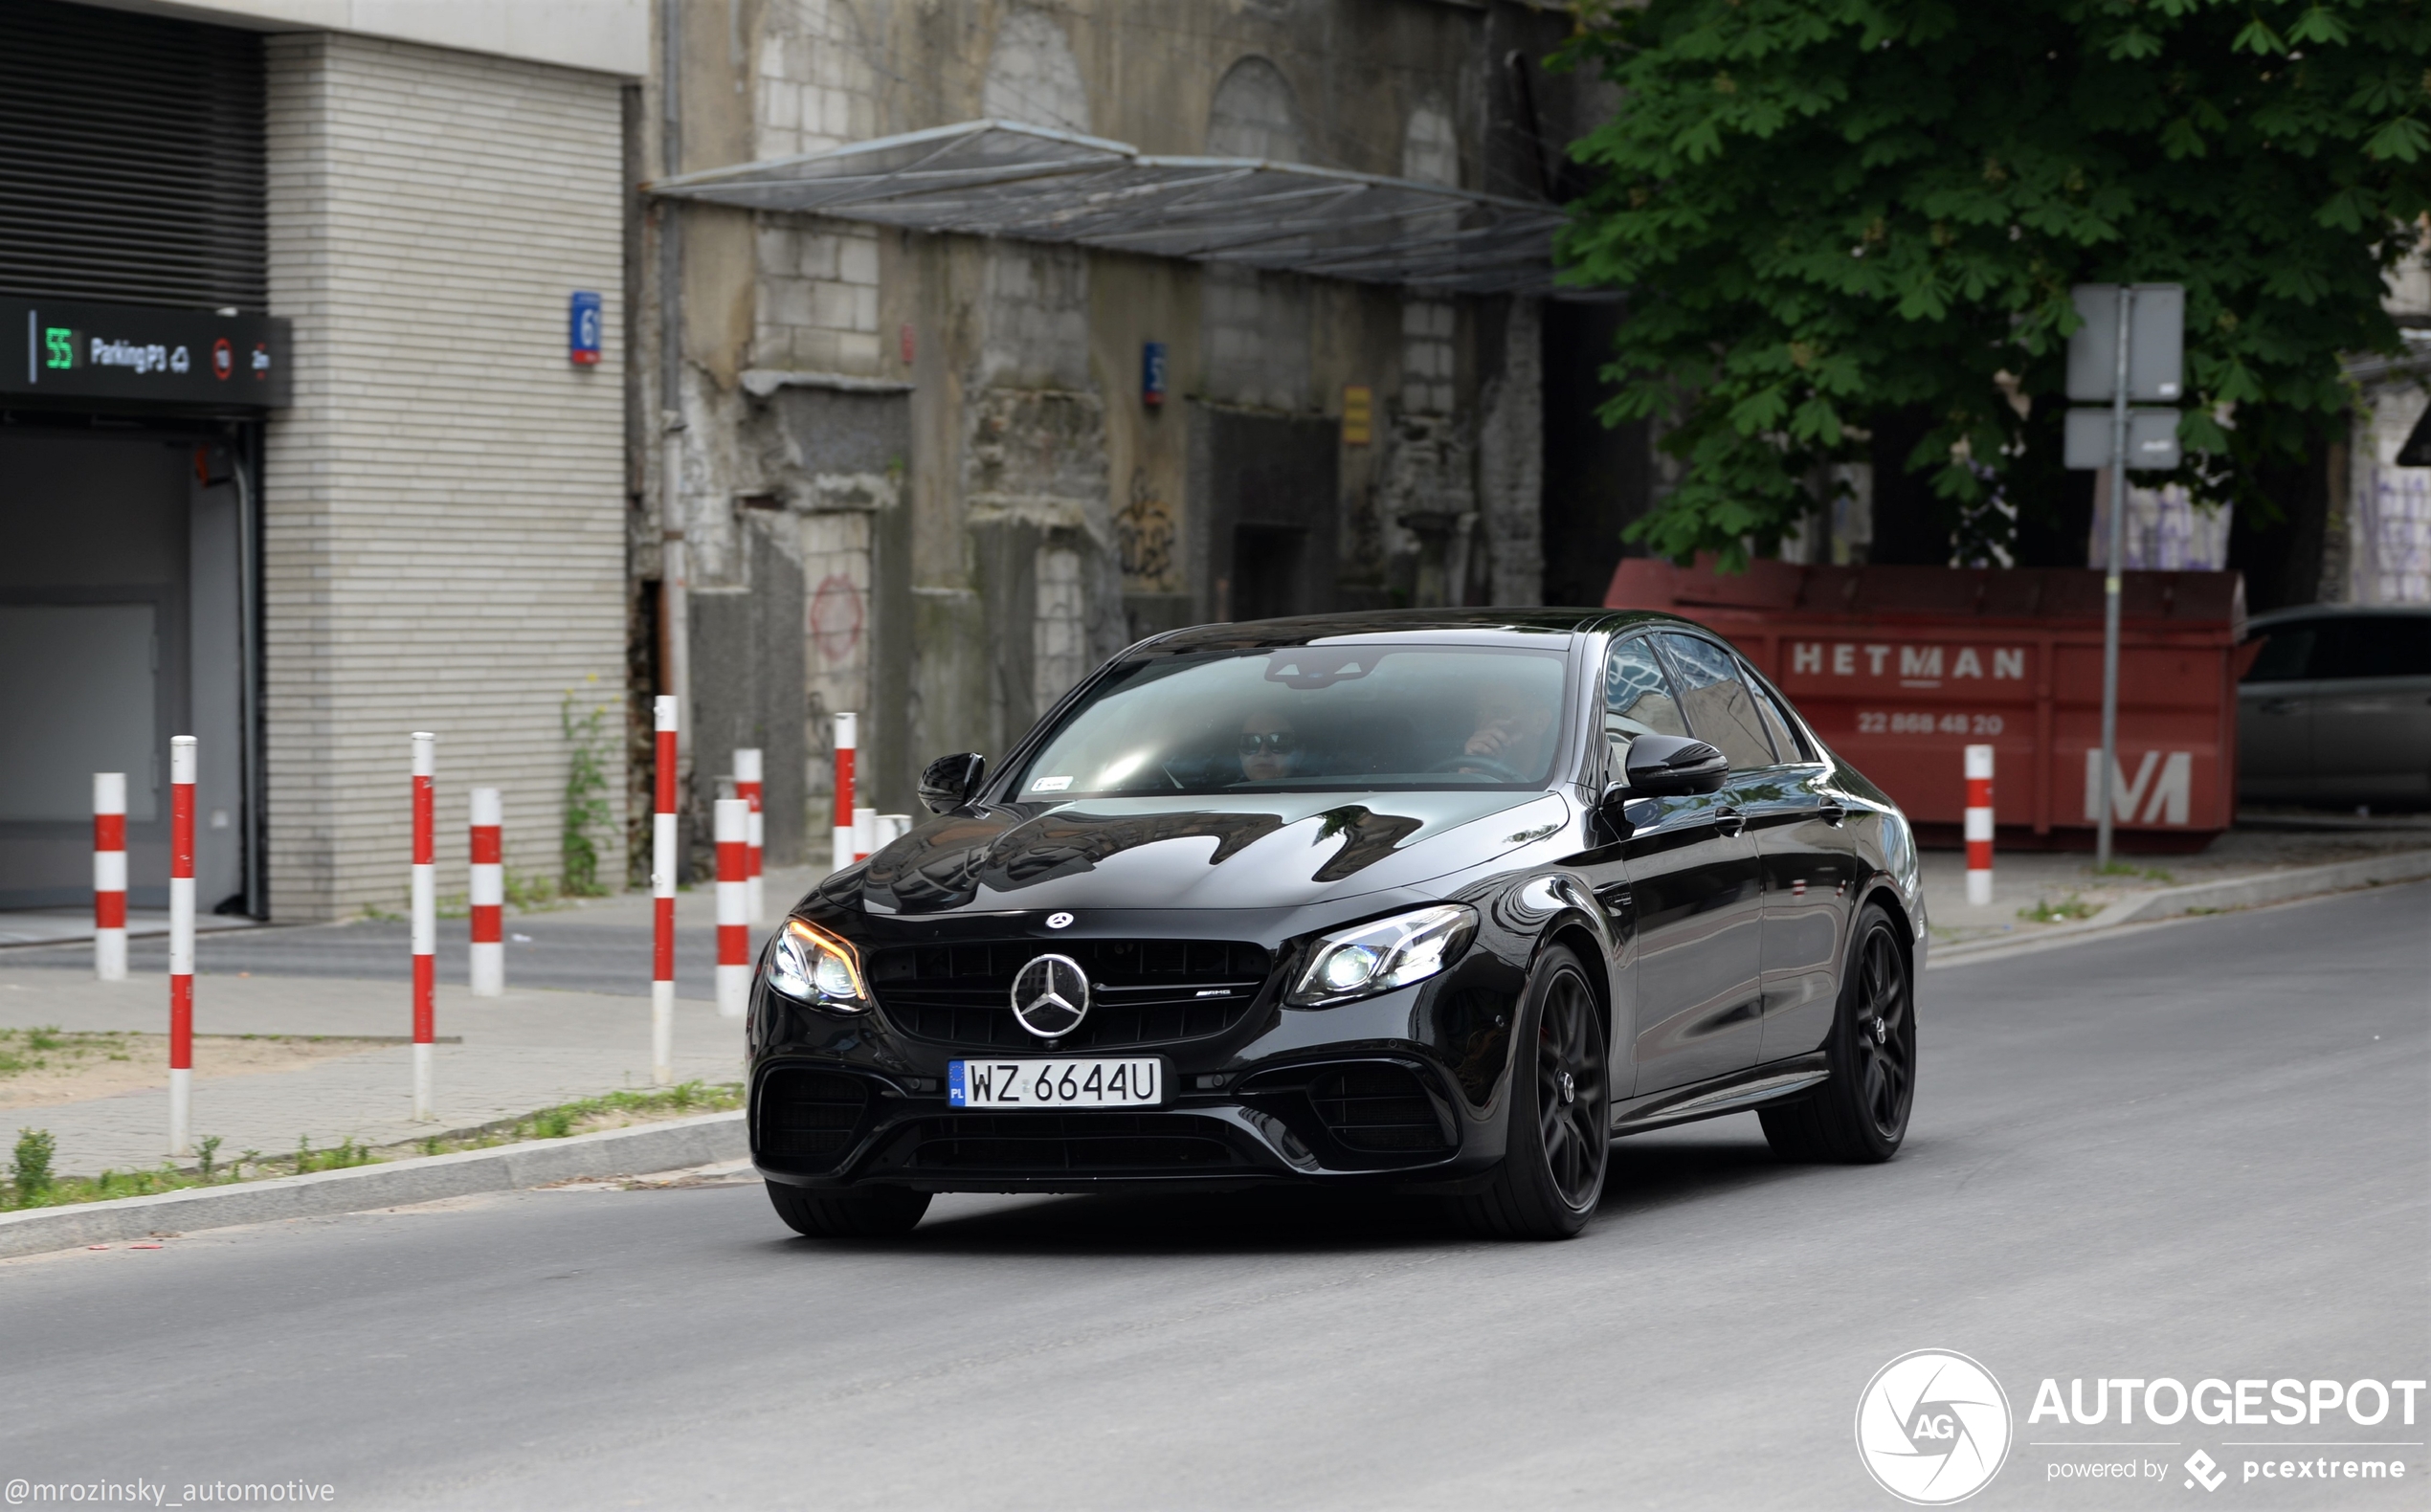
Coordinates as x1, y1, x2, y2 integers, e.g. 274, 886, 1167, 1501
263, 32, 629, 920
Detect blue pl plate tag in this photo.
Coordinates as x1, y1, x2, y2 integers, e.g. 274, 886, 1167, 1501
948, 1060, 967, 1107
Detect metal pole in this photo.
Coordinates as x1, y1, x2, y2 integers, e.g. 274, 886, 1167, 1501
658, 0, 692, 797
411, 732, 435, 1121
651, 696, 679, 1086
167, 737, 196, 1158
2097, 287, 2133, 870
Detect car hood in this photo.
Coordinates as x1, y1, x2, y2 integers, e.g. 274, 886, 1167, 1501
846, 789, 1573, 916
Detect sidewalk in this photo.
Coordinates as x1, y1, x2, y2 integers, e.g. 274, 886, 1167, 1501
0, 867, 832, 1178
0, 974, 745, 1177
1919, 823, 2431, 949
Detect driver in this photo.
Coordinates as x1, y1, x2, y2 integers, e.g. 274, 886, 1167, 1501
1237, 709, 1300, 783
1458, 683, 1553, 778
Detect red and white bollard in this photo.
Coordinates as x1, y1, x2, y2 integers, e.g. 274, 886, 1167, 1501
733, 747, 764, 923
651, 696, 678, 1085
411, 732, 436, 1120
469, 787, 503, 997
167, 738, 195, 1157
1964, 743, 1995, 907
832, 712, 858, 874
94, 772, 127, 981
715, 797, 750, 1018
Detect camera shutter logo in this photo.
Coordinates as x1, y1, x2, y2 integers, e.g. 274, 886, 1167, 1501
1855, 1350, 2013, 1505
1011, 953, 1089, 1038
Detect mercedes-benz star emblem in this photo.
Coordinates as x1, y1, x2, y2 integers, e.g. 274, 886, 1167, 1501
1011, 953, 1089, 1039
1045, 911, 1074, 929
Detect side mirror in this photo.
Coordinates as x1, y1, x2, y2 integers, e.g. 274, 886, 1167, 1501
1620, 734, 1728, 798
917, 752, 987, 813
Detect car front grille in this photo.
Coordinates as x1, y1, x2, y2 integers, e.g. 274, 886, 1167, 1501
899, 1113, 1249, 1173
1308, 1063, 1451, 1153
867, 938, 1272, 1050
755, 1067, 872, 1171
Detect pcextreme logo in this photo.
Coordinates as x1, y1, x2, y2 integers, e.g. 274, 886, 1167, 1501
1857, 1350, 2015, 1505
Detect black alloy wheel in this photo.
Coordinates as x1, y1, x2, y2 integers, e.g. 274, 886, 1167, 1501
1453, 945, 1610, 1239
1760, 901, 1914, 1163
767, 1180, 931, 1237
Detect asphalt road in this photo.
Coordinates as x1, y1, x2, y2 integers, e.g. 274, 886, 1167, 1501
3, 883, 2424, 1511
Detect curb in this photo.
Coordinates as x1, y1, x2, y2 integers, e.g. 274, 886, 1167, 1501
0, 1110, 747, 1258
1932, 848, 2431, 965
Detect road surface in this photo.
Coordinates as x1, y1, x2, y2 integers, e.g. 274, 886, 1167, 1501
3, 882, 2424, 1510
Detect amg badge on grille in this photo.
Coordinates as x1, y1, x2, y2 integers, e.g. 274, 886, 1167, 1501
1011, 953, 1090, 1038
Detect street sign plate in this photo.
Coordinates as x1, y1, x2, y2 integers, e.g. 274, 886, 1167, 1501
2065, 284, 2184, 403
2064, 407, 2181, 471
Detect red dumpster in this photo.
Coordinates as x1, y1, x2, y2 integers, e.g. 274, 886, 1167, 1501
1605, 557, 2252, 851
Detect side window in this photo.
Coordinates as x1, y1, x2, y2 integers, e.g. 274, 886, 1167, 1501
2310, 616, 2431, 680
1654, 633, 1778, 771
2241, 622, 2320, 682
1602, 636, 1689, 775
1742, 660, 1810, 762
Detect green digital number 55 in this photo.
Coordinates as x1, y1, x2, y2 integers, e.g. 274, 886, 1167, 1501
43, 326, 73, 370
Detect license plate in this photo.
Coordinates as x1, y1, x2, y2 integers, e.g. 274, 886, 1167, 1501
948, 1056, 1165, 1109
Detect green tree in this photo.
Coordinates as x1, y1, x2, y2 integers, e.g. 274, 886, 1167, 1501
1555, 0, 2431, 569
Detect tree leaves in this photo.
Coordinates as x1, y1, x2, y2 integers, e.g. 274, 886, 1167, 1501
1552, 0, 2431, 564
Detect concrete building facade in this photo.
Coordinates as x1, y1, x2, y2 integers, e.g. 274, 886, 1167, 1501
638, 0, 1612, 874
0, 1, 645, 920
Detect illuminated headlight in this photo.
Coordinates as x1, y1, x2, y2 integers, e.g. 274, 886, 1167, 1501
1287, 904, 1476, 1007
763, 920, 867, 1010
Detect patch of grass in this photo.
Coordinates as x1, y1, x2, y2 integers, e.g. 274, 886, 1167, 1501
2093, 861, 2175, 883
0, 1026, 137, 1078
2018, 893, 2100, 924
1, 1081, 747, 1212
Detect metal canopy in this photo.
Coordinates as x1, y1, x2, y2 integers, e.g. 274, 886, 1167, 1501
647, 120, 1568, 296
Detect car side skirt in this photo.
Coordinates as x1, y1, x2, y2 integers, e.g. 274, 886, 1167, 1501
1610, 1053, 1830, 1136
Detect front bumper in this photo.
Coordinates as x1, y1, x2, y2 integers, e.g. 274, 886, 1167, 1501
746, 959, 1526, 1196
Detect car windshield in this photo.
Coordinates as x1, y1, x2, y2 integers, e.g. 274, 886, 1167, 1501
1010, 645, 1573, 797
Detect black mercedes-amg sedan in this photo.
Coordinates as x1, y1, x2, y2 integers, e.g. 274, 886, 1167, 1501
747, 610, 1926, 1240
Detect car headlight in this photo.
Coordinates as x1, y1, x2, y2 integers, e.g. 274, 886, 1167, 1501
1287, 904, 1476, 1007
763, 919, 867, 1010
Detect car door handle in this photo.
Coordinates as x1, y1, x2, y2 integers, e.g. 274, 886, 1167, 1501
1713, 806, 1746, 837
1818, 800, 1847, 828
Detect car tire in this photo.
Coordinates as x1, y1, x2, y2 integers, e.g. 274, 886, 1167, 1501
766, 1181, 931, 1237
1760, 901, 1914, 1164
1451, 944, 1611, 1240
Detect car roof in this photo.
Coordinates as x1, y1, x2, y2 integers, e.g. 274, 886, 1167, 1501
1130, 608, 1694, 656
2245, 603, 2431, 630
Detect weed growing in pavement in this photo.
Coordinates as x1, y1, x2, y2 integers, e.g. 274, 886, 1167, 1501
196, 1135, 223, 1180
2018, 893, 2100, 924
2092, 861, 2175, 883
561, 690, 615, 898
293, 1135, 372, 1173
12, 1127, 56, 1202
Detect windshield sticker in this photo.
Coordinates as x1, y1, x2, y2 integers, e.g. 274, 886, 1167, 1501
1030, 775, 1073, 792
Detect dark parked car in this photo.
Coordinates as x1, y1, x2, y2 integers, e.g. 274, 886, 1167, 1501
2240, 605, 2431, 808
747, 611, 1927, 1240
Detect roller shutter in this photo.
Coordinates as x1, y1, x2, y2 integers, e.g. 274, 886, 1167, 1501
0, 0, 266, 311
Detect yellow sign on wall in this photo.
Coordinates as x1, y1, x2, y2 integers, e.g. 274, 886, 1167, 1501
1342, 384, 1372, 446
